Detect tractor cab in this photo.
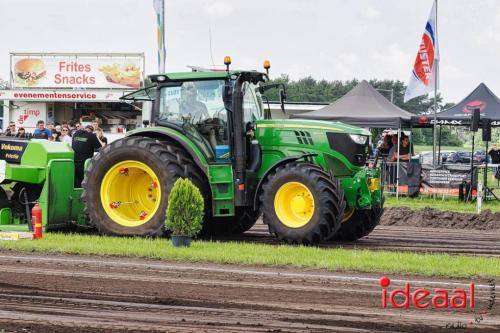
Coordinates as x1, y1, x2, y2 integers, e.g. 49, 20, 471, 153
123, 70, 268, 164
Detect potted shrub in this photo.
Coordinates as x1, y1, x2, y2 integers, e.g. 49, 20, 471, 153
166, 178, 204, 247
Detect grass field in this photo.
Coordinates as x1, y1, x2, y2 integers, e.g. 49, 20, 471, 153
0, 233, 499, 278
385, 196, 500, 213
413, 145, 470, 154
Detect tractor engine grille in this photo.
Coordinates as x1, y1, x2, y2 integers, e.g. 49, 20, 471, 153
326, 132, 368, 166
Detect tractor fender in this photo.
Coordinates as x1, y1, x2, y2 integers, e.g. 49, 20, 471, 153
127, 129, 209, 175
253, 153, 318, 210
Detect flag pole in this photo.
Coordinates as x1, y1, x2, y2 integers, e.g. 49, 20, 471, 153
160, 0, 166, 73
433, 0, 438, 166
154, 0, 166, 73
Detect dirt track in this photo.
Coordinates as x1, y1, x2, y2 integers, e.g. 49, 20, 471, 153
0, 253, 498, 333
218, 223, 500, 257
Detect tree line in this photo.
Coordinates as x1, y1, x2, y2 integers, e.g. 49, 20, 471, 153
263, 75, 467, 146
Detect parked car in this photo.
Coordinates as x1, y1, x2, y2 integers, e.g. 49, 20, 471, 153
447, 151, 472, 164
440, 151, 454, 163
473, 150, 487, 163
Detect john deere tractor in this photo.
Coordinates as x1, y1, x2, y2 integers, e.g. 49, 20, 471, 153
80, 62, 383, 244
0, 61, 383, 245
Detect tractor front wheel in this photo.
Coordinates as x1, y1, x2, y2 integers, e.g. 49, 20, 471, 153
331, 203, 384, 241
260, 163, 345, 245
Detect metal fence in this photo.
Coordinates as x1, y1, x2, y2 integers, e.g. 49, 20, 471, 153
376, 158, 500, 200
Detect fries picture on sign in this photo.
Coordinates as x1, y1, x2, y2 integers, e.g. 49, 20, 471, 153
98, 63, 141, 88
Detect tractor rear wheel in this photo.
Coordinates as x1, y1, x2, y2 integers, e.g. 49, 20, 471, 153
82, 137, 208, 236
260, 163, 345, 245
332, 202, 384, 241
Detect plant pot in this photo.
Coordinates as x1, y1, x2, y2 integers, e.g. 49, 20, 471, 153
171, 235, 192, 247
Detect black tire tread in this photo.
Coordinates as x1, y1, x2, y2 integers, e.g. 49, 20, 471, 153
259, 163, 345, 245
82, 136, 209, 236
333, 198, 384, 241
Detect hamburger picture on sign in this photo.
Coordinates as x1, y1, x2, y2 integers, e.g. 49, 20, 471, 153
14, 58, 47, 87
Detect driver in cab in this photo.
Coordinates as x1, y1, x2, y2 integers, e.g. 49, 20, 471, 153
179, 82, 210, 122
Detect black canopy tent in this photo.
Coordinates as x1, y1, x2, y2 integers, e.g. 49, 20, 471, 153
413, 83, 500, 127
411, 83, 500, 200
290, 80, 413, 128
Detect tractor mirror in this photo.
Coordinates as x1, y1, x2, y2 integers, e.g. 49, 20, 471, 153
279, 89, 287, 113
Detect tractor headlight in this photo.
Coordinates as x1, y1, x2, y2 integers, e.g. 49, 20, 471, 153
349, 134, 368, 145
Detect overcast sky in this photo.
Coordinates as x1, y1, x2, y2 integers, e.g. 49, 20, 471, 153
0, 0, 499, 103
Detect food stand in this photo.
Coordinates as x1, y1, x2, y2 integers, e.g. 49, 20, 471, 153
0, 52, 145, 136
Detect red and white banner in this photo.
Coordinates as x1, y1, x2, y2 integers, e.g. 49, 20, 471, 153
0, 89, 131, 102
404, 1, 439, 102
10, 102, 47, 130
10, 54, 144, 89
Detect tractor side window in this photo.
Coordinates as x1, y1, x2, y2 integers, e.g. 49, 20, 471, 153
243, 82, 262, 124
157, 80, 229, 161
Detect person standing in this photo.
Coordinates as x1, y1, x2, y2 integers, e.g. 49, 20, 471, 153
72, 125, 103, 187
59, 126, 72, 145
32, 120, 52, 139
488, 143, 500, 164
95, 128, 107, 147
4, 122, 17, 136
398, 135, 414, 161
15, 127, 29, 139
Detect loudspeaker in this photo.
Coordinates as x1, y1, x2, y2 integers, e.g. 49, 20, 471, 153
471, 108, 480, 132
482, 118, 492, 141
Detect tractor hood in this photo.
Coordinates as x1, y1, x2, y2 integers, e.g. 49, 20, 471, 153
255, 119, 371, 136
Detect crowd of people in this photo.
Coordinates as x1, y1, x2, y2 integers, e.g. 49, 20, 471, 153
376, 132, 414, 162
2, 119, 108, 187
2, 119, 107, 146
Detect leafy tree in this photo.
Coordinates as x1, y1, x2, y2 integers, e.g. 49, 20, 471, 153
264, 76, 447, 114
263, 75, 468, 146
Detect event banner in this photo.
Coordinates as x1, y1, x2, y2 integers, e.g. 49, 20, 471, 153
391, 163, 476, 196
420, 165, 476, 195
10, 54, 144, 89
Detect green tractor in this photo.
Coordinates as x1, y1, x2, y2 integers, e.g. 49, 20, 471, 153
80, 65, 383, 244
0, 63, 383, 245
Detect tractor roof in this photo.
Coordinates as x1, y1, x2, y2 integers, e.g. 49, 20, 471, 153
149, 70, 267, 83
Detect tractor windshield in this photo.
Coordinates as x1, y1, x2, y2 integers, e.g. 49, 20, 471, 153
158, 80, 229, 160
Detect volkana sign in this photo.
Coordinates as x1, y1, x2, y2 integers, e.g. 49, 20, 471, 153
10, 53, 144, 89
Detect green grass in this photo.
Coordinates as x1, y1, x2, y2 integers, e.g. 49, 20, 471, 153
413, 144, 472, 153
385, 196, 500, 213
0, 233, 499, 278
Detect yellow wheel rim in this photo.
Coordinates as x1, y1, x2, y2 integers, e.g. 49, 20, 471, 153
341, 207, 355, 223
100, 160, 162, 227
274, 181, 315, 228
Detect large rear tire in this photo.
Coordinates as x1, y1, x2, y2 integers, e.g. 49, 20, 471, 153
82, 137, 208, 236
260, 163, 345, 245
332, 201, 384, 241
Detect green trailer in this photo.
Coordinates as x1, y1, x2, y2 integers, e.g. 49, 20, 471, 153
0, 65, 383, 244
